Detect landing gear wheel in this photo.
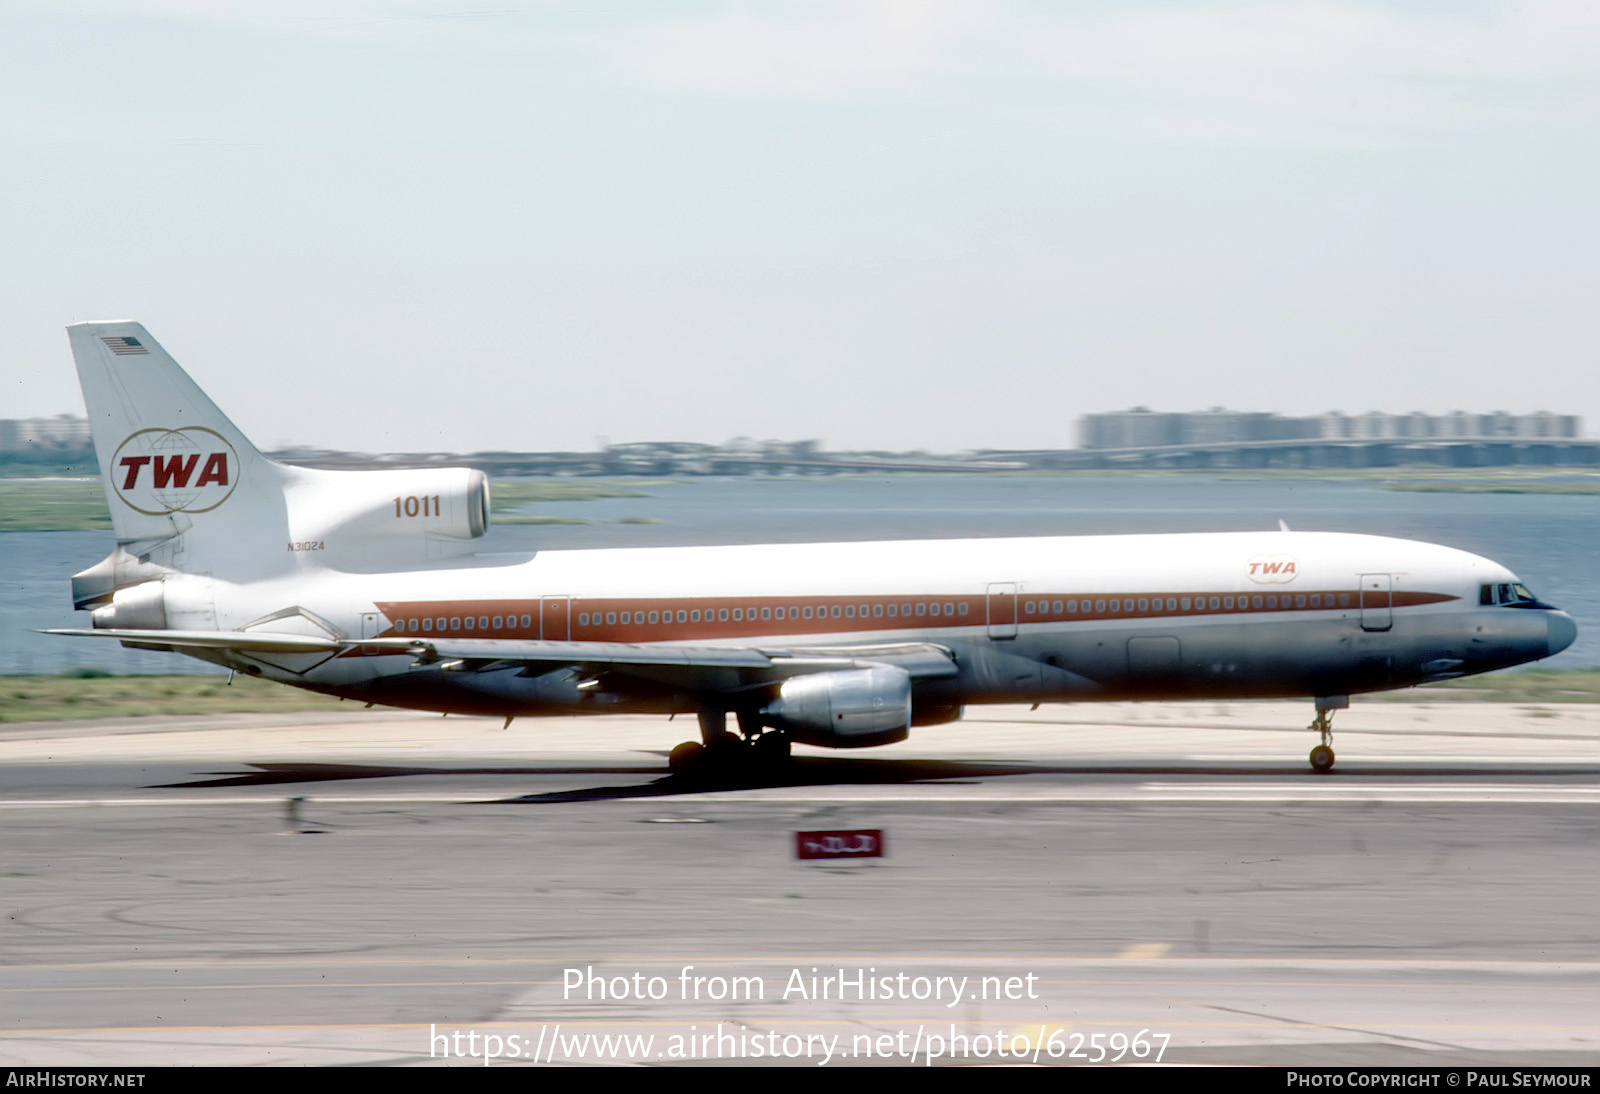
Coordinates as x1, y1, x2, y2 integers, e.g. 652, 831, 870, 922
1306, 697, 1345, 774
668, 741, 705, 773
1309, 744, 1335, 774
750, 732, 791, 767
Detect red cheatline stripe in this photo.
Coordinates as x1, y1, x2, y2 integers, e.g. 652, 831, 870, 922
369, 589, 1456, 643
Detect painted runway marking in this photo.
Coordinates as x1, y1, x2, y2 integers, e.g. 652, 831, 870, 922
1117, 943, 1172, 960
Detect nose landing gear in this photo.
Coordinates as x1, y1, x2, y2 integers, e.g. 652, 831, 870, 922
1308, 695, 1347, 773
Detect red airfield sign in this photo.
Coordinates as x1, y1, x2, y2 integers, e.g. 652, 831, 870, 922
795, 829, 884, 860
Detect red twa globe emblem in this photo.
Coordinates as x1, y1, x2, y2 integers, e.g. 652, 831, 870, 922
110, 428, 239, 515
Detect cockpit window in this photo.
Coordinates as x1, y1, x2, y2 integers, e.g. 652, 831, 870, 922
1480, 583, 1543, 606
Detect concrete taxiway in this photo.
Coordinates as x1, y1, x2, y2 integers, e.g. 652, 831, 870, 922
1, 700, 1596, 1066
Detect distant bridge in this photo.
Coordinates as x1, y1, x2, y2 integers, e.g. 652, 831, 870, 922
275, 450, 1029, 477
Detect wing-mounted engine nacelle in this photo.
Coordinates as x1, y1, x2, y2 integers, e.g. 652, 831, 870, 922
284, 467, 490, 561
761, 666, 912, 748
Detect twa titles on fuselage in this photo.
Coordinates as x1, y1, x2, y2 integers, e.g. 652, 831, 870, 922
49, 322, 1576, 773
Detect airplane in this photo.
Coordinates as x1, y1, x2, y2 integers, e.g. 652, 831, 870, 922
46, 321, 1577, 774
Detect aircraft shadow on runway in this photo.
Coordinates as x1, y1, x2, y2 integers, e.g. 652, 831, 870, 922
151, 757, 1025, 800
149, 756, 1599, 804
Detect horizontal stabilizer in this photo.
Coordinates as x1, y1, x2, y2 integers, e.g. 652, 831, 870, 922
42, 628, 343, 654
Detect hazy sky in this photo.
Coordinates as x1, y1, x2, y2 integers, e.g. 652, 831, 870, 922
5, 1, 1599, 453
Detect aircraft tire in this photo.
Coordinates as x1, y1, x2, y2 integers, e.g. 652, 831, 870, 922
668, 741, 705, 773
751, 732, 791, 767
1309, 744, 1336, 774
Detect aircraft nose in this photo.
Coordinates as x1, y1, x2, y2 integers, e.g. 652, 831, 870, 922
1546, 611, 1578, 658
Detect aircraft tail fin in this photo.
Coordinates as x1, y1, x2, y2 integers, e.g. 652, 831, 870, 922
67, 321, 290, 575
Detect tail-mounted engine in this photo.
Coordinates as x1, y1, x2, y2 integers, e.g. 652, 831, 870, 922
283, 467, 490, 563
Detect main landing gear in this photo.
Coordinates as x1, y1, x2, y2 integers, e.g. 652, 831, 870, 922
1307, 695, 1348, 774
668, 710, 792, 776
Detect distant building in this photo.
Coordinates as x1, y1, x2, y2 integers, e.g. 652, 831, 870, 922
1314, 410, 1580, 442
1077, 408, 1181, 449
0, 415, 92, 450
1082, 408, 1581, 450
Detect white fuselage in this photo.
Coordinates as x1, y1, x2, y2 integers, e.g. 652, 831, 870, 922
183, 529, 1568, 717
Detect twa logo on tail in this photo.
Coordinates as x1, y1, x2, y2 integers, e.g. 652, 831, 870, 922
1246, 554, 1299, 583
111, 428, 238, 515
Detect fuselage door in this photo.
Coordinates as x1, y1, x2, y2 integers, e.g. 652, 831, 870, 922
986, 583, 1018, 640
541, 596, 571, 642
1359, 573, 1392, 632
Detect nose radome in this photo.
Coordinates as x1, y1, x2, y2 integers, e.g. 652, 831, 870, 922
1546, 612, 1578, 658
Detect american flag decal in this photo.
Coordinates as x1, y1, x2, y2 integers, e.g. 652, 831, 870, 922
101, 336, 149, 356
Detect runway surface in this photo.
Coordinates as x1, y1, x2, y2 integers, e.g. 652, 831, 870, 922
2, 699, 1596, 1067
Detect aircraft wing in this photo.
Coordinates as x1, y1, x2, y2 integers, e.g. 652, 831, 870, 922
345, 636, 959, 684
42, 628, 957, 692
